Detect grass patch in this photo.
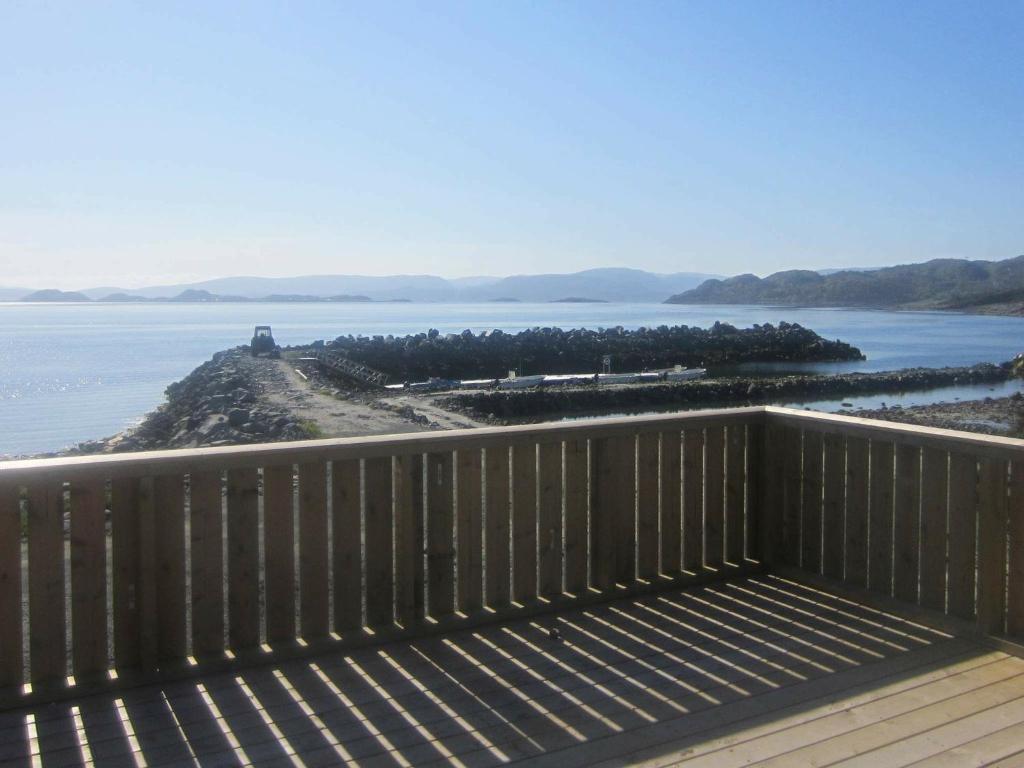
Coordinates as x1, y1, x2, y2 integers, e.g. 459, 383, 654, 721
297, 419, 326, 439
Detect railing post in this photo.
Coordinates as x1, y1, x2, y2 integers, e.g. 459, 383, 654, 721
758, 419, 784, 567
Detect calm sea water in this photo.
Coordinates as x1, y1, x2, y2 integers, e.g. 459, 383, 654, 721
2, 301, 1022, 457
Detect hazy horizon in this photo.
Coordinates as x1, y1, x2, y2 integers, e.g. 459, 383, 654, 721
2, 1, 1021, 289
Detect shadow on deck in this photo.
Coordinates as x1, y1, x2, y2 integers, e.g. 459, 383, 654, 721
4, 574, 1019, 768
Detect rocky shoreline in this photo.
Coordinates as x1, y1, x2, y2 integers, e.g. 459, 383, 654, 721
849, 395, 1024, 437
436, 364, 1012, 421
73, 348, 314, 454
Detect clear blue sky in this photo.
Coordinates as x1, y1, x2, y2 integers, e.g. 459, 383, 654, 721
1, 1, 1021, 289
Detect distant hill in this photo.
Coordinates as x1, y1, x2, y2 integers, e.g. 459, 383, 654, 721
667, 256, 1024, 313
74, 268, 721, 303
20, 289, 91, 302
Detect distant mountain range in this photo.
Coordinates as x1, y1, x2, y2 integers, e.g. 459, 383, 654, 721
6, 268, 721, 304
666, 256, 1024, 314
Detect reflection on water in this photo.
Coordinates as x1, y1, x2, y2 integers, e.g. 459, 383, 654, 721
2, 301, 1024, 456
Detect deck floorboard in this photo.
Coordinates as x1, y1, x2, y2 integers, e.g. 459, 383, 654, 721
4, 574, 1022, 767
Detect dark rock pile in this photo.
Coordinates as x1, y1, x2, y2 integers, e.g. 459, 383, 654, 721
87, 348, 310, 452
438, 364, 1010, 421
327, 322, 864, 381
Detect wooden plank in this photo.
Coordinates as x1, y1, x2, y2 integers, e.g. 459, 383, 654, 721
591, 435, 636, 589
136, 477, 157, 670
484, 446, 511, 608
724, 424, 745, 566
26, 482, 65, 685
821, 433, 845, 580
562, 439, 588, 596
1009, 460, 1024, 638
947, 452, 979, 621
894, 443, 922, 604
868, 440, 895, 596
363, 457, 394, 628
511, 443, 537, 604
298, 461, 329, 640
660, 429, 682, 575
69, 478, 107, 679
393, 454, 423, 628
456, 449, 483, 612
226, 467, 259, 651
331, 459, 362, 632
537, 442, 562, 599
800, 430, 823, 574
261, 465, 293, 645
636, 432, 659, 580
745, 422, 762, 563
781, 427, 803, 566
977, 457, 1009, 635
844, 436, 870, 588
682, 429, 705, 572
0, 482, 22, 688
919, 446, 949, 612
153, 475, 186, 663
110, 478, 140, 671
757, 422, 784, 567
190, 471, 225, 656
427, 451, 455, 618
704, 426, 725, 570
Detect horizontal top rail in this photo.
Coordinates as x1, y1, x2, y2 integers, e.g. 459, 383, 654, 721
0, 405, 763, 481
765, 406, 1024, 460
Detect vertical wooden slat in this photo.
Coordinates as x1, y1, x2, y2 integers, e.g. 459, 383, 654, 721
977, 457, 1008, 635
919, 446, 949, 612
457, 449, 484, 613
682, 429, 705, 572
0, 482, 22, 688
781, 428, 803, 566
512, 443, 538, 604
591, 435, 635, 589
1007, 460, 1024, 637
745, 422, 762, 563
893, 443, 921, 604
70, 478, 107, 679
537, 442, 563, 599
704, 426, 726, 569
947, 453, 979, 621
191, 471, 225, 656
137, 478, 157, 669
262, 466, 293, 645
111, 478, 140, 671
427, 452, 455, 618
844, 437, 870, 588
154, 476, 186, 663
394, 454, 424, 628
660, 430, 682, 574
364, 457, 394, 628
821, 433, 845, 580
758, 422, 785, 567
800, 430, 823, 574
298, 462, 328, 640
636, 433, 659, 580
27, 482, 65, 684
332, 459, 362, 632
485, 446, 511, 608
724, 425, 745, 566
868, 441, 895, 596
563, 439, 588, 596
227, 468, 260, 652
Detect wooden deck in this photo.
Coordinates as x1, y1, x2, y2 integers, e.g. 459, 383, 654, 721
4, 574, 1023, 768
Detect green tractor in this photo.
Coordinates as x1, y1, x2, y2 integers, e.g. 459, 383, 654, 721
250, 325, 281, 358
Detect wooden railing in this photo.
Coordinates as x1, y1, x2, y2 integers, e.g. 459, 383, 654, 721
0, 407, 762, 702
3, 404, 1023, 706
761, 407, 1024, 641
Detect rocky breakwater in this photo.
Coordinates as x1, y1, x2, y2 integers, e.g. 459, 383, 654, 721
327, 322, 864, 382
438, 363, 1011, 421
91, 348, 311, 452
